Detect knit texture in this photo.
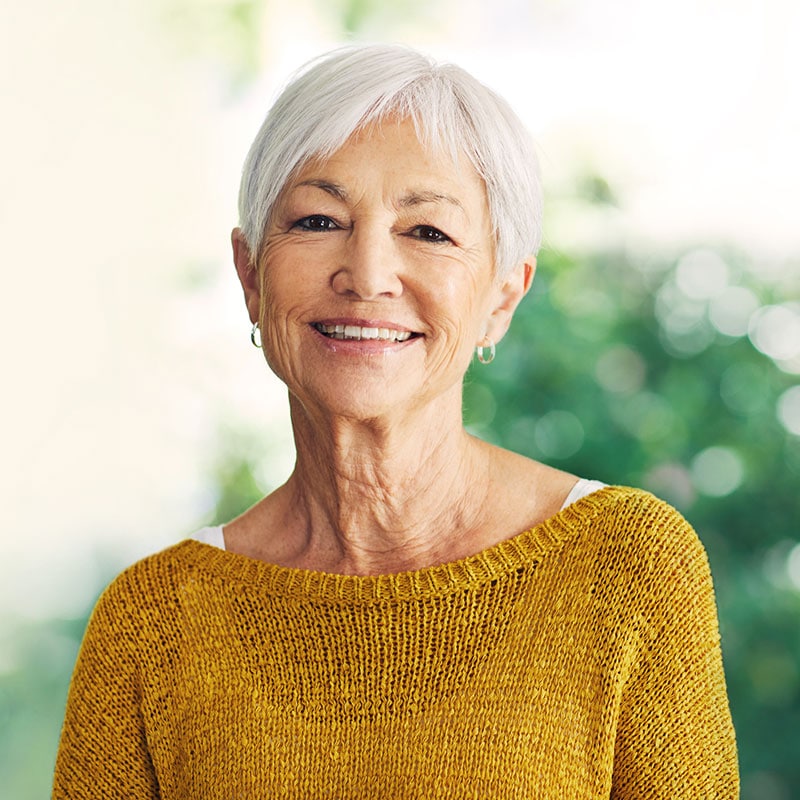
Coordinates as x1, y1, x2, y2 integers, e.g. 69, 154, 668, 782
53, 487, 738, 798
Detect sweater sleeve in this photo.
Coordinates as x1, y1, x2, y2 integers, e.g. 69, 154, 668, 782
53, 576, 161, 799
610, 503, 739, 799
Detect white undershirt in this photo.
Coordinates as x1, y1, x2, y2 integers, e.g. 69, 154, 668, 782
559, 478, 608, 511
192, 478, 607, 552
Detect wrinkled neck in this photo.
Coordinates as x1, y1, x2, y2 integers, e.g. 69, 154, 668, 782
284, 388, 490, 573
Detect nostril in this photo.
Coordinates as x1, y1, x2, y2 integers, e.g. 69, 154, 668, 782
330, 267, 403, 300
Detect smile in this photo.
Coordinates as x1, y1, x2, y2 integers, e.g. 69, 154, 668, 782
312, 323, 416, 342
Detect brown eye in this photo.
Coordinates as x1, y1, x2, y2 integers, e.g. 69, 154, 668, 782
410, 225, 451, 243
294, 215, 338, 231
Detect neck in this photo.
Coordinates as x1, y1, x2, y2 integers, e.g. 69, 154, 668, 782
281, 388, 491, 574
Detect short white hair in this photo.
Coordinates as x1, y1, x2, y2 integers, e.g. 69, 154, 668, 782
238, 44, 542, 277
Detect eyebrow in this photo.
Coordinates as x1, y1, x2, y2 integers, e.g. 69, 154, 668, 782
294, 181, 465, 212
398, 190, 464, 211
295, 179, 349, 201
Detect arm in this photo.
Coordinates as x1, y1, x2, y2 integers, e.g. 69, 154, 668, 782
611, 507, 739, 799
53, 578, 160, 799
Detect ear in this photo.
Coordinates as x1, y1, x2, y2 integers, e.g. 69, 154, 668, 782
483, 257, 536, 344
232, 227, 261, 324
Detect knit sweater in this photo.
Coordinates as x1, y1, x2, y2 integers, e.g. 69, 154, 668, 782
53, 486, 738, 798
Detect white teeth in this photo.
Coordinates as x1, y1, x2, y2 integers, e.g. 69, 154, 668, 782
314, 323, 414, 342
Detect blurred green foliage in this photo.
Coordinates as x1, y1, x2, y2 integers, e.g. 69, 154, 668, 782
158, 0, 439, 91
0, 619, 83, 799
158, 0, 266, 91
462, 235, 800, 797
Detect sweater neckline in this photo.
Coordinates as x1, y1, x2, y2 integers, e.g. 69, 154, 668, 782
176, 486, 622, 603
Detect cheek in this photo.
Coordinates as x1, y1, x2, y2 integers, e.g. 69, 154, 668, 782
415, 276, 492, 379
254, 272, 316, 382
257, 244, 329, 320
258, 281, 308, 352
424, 269, 492, 337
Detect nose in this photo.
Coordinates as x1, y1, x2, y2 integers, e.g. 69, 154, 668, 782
331, 224, 403, 300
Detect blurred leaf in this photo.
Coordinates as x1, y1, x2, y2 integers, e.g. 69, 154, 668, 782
471, 237, 800, 793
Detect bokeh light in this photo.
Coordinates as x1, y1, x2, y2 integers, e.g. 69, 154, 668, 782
749, 304, 800, 364
787, 543, 800, 591
776, 386, 800, 436
594, 346, 647, 395
675, 248, 730, 301
709, 286, 760, 338
690, 446, 746, 497
534, 410, 584, 459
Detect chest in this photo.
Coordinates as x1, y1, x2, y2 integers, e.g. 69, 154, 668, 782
139, 568, 636, 798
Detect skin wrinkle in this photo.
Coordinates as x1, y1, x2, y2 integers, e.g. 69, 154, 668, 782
280, 186, 471, 250
397, 190, 466, 211
294, 180, 468, 217
285, 408, 492, 572
256, 124, 496, 417
229, 117, 558, 575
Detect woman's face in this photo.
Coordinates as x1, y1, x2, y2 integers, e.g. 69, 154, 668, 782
235, 117, 531, 422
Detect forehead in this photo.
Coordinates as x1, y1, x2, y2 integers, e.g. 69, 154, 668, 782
286, 117, 488, 211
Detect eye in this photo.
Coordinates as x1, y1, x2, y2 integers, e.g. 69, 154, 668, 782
409, 225, 452, 244
293, 215, 339, 232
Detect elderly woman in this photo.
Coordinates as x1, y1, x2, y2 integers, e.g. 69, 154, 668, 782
54, 45, 738, 798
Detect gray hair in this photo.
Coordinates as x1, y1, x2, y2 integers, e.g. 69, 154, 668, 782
238, 44, 542, 277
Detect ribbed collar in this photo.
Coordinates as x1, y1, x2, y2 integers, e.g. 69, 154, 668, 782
171, 486, 625, 603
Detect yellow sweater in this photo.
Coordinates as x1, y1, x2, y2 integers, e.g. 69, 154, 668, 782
54, 487, 738, 798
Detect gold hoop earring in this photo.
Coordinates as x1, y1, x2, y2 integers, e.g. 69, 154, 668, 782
250, 323, 262, 348
476, 338, 495, 364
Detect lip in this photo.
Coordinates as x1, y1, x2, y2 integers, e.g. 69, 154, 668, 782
311, 317, 418, 334
309, 317, 422, 352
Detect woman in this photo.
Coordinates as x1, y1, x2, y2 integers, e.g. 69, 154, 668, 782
54, 45, 738, 798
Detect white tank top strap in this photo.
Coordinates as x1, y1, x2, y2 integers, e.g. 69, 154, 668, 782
560, 478, 608, 511
192, 525, 226, 550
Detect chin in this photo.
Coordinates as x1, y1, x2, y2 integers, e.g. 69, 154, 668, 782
287, 377, 390, 414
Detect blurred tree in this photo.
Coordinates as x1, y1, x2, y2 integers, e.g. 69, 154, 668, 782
156, 0, 441, 91
462, 203, 800, 795
0, 619, 83, 800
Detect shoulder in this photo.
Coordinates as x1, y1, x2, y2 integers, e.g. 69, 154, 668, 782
85, 541, 206, 639
586, 485, 700, 547
564, 485, 712, 582
578, 486, 716, 609
102, 540, 198, 595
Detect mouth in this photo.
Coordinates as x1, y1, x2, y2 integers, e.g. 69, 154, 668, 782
312, 323, 420, 342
